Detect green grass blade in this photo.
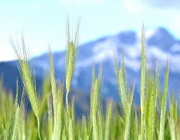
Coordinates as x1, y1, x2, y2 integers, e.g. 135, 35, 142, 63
68, 118, 74, 140
104, 101, 112, 140
98, 111, 103, 140
124, 85, 134, 140
114, 47, 127, 114
48, 95, 53, 140
119, 68, 127, 113
91, 79, 99, 140
159, 62, 169, 140
11, 81, 20, 140
140, 24, 146, 140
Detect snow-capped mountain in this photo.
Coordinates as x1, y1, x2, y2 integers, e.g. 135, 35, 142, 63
31, 27, 180, 104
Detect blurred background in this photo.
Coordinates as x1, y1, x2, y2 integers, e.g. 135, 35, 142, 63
0, 0, 180, 61
0, 1, 180, 110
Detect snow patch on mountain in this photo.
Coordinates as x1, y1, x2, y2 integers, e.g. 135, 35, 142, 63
124, 43, 141, 59
124, 57, 140, 71
170, 44, 180, 53
147, 47, 171, 60
145, 28, 158, 40
93, 48, 113, 62
92, 40, 114, 53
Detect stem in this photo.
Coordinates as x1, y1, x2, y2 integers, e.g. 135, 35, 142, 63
66, 91, 69, 110
37, 117, 41, 140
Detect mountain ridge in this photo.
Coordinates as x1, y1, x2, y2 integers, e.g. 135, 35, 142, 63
0, 27, 180, 105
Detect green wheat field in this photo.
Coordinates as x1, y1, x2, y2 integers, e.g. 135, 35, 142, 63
0, 19, 179, 140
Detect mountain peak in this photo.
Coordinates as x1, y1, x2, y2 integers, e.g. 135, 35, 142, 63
155, 27, 170, 34
146, 27, 175, 49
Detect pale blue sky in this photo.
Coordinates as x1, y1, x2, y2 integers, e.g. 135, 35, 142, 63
0, 0, 180, 61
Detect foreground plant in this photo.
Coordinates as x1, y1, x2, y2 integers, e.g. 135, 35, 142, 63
0, 20, 178, 140
65, 17, 80, 108
10, 35, 42, 140
140, 25, 146, 140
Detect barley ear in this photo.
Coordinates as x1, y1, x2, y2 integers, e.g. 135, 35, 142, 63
65, 17, 80, 108
10, 35, 41, 140
114, 47, 127, 114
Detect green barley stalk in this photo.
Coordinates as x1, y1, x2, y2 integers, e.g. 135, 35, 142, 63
64, 97, 75, 140
10, 35, 41, 140
11, 107, 20, 140
48, 95, 53, 140
169, 118, 176, 140
119, 68, 127, 113
145, 68, 156, 140
134, 109, 139, 139
48, 47, 58, 139
68, 118, 74, 140
65, 17, 80, 108
49, 47, 57, 109
114, 46, 135, 139
90, 67, 102, 140
145, 68, 153, 123
39, 75, 51, 120
18, 88, 26, 140
159, 62, 169, 140
4, 111, 14, 140
114, 47, 127, 113
49, 48, 64, 140
91, 79, 99, 140
11, 80, 20, 140
54, 84, 64, 140
104, 101, 112, 140
62, 127, 67, 140
98, 111, 103, 140
90, 65, 102, 140
124, 85, 134, 140
147, 63, 160, 140
140, 24, 146, 140
147, 91, 156, 140
120, 46, 127, 96
82, 116, 88, 140
69, 99, 75, 140
169, 98, 178, 140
